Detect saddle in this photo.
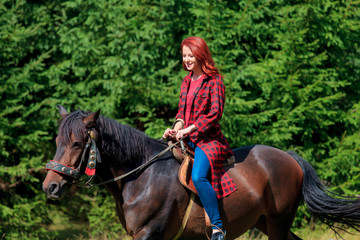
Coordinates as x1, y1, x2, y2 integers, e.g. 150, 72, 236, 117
168, 139, 236, 195
167, 120, 236, 229
168, 138, 235, 229
168, 139, 197, 194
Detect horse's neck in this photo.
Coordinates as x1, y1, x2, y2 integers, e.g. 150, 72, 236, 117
97, 127, 180, 230
98, 118, 177, 179
100, 123, 150, 164
98, 134, 171, 205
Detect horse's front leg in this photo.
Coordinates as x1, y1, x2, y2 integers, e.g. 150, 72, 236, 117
120, 160, 188, 240
131, 226, 164, 240
123, 196, 170, 240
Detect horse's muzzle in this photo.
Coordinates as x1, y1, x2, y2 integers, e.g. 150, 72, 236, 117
43, 180, 67, 199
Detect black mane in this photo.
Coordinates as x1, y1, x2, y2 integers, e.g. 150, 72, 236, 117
99, 116, 151, 167
58, 110, 165, 168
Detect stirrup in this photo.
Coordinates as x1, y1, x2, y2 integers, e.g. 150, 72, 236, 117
211, 231, 226, 240
206, 224, 226, 240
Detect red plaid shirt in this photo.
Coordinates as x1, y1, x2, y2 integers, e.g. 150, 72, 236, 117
175, 73, 237, 198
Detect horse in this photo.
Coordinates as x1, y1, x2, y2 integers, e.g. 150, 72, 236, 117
43, 106, 360, 240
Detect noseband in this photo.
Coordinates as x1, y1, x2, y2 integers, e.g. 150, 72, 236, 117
45, 130, 101, 182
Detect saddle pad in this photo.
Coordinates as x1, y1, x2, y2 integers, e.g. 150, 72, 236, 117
178, 154, 236, 195
170, 140, 235, 167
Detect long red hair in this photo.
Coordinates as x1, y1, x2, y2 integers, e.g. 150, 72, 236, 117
180, 36, 219, 76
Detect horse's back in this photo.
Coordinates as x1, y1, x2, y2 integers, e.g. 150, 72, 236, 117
220, 145, 304, 239
229, 145, 303, 210
230, 145, 303, 191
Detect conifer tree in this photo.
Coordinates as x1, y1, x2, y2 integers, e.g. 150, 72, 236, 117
0, 0, 359, 238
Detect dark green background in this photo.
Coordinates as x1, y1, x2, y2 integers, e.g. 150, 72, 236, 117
1, 0, 359, 239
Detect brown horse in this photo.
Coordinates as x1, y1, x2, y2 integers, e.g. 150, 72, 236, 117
43, 106, 360, 240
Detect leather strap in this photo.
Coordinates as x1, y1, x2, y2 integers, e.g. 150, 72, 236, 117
205, 224, 226, 240
88, 139, 183, 187
46, 160, 80, 178
173, 192, 195, 240
205, 210, 211, 227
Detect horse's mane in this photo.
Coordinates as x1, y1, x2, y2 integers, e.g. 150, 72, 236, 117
99, 116, 152, 167
58, 110, 166, 168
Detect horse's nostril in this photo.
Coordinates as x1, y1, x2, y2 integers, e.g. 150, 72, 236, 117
48, 182, 59, 195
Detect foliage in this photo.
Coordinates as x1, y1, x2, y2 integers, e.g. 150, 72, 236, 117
0, 0, 359, 238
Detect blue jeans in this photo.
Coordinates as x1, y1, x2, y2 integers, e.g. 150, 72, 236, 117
188, 141, 222, 230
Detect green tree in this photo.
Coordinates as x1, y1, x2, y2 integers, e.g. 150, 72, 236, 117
1, 0, 359, 238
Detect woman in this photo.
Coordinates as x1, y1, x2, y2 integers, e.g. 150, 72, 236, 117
163, 36, 236, 240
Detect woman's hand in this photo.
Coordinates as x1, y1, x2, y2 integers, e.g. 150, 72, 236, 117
162, 128, 177, 139
175, 125, 196, 140
163, 119, 185, 139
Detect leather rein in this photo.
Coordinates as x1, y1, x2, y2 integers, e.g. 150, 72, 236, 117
88, 138, 183, 188
45, 130, 183, 188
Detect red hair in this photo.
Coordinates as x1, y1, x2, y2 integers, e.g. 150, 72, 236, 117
181, 36, 219, 76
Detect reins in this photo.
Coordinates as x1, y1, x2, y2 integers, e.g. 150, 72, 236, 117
46, 129, 184, 188
86, 137, 184, 188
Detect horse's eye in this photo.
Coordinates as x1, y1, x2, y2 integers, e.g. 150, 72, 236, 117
72, 142, 81, 149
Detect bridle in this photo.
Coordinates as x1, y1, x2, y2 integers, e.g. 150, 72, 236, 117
45, 130, 183, 188
45, 130, 101, 186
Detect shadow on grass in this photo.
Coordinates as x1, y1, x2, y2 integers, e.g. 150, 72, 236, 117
47, 220, 89, 240
46, 214, 131, 240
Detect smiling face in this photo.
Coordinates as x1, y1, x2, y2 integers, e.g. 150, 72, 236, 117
182, 45, 202, 74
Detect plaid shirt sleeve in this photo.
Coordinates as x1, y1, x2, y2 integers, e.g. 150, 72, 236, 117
193, 76, 225, 136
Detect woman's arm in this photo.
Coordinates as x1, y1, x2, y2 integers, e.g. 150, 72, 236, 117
193, 76, 225, 136
175, 124, 196, 140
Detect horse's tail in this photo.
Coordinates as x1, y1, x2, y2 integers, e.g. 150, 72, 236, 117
287, 151, 360, 232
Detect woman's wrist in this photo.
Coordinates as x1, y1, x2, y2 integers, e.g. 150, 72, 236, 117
174, 119, 184, 131
188, 124, 196, 133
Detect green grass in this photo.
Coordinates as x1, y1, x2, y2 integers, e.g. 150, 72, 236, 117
46, 210, 359, 240
236, 226, 359, 240
46, 212, 90, 240
48, 217, 359, 240
50, 228, 359, 240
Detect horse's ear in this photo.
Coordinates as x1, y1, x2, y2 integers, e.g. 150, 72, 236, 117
83, 109, 100, 128
57, 105, 68, 118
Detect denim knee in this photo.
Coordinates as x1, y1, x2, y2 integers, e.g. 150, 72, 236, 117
192, 170, 206, 186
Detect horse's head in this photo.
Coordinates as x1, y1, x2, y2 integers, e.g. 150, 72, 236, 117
42, 105, 101, 199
